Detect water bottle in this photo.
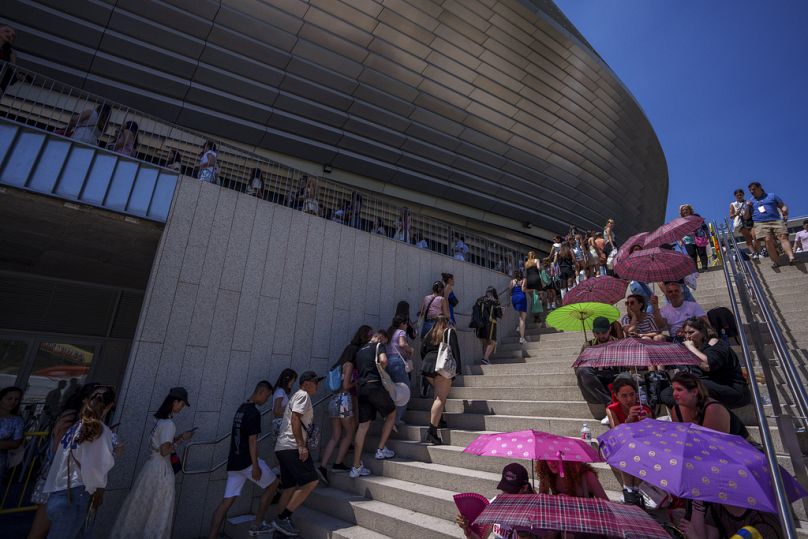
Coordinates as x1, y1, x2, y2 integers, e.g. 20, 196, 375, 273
580, 422, 591, 441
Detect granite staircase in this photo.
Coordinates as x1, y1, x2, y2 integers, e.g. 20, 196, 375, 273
224, 263, 808, 538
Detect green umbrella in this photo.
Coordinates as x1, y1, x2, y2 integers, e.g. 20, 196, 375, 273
545, 302, 620, 342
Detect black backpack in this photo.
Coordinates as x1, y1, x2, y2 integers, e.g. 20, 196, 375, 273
469, 298, 486, 329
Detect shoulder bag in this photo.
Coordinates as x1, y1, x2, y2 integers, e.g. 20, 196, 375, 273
374, 343, 397, 400
435, 328, 457, 378
416, 296, 438, 336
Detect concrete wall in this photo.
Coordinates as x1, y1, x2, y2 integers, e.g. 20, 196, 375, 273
101, 177, 513, 537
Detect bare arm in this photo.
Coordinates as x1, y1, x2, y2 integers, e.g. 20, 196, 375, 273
397, 334, 413, 357
702, 403, 731, 434
729, 203, 737, 218
377, 350, 388, 369
290, 411, 309, 462
273, 396, 285, 418
585, 470, 609, 500
684, 340, 710, 371
441, 298, 450, 318
341, 363, 354, 392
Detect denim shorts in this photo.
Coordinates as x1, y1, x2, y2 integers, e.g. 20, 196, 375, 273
328, 392, 353, 418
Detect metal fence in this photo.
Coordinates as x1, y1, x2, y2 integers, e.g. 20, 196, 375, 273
0, 62, 525, 272
0, 431, 48, 515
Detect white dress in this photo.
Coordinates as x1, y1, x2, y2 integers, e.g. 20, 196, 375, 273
110, 419, 176, 539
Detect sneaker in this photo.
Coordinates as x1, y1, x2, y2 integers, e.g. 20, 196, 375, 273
349, 463, 371, 478
249, 521, 273, 536
332, 462, 350, 472
272, 517, 299, 537
316, 465, 329, 485
623, 489, 644, 508
375, 447, 395, 460
480, 358, 491, 365
600, 416, 610, 426
519, 337, 526, 344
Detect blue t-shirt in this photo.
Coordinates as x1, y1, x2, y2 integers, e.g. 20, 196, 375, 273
749, 192, 783, 222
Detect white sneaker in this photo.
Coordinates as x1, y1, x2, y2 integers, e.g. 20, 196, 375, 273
519, 338, 526, 344
349, 463, 371, 478
375, 447, 395, 460
600, 416, 610, 426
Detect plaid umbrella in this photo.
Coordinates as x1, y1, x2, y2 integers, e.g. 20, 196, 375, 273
572, 337, 702, 368
615, 231, 649, 263
562, 276, 628, 306
599, 419, 808, 513
613, 247, 696, 282
644, 215, 705, 249
473, 494, 670, 539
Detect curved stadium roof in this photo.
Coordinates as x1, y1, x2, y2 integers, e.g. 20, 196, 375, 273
5, 0, 667, 245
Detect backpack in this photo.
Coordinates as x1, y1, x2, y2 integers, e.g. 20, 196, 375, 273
327, 364, 342, 392
469, 298, 486, 329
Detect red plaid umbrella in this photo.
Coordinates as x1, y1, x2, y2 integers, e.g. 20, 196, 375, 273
644, 215, 705, 249
473, 494, 669, 539
613, 247, 696, 282
562, 276, 628, 306
572, 337, 701, 368
616, 231, 648, 261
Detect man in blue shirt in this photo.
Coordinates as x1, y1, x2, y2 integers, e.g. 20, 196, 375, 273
748, 181, 795, 267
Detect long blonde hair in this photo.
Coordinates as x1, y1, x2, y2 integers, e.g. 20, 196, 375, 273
428, 315, 451, 345
75, 386, 116, 444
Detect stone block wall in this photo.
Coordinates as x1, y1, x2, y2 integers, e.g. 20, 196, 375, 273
99, 177, 514, 537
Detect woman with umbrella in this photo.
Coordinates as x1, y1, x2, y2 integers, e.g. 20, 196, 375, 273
535, 460, 608, 500
620, 295, 663, 341
679, 204, 710, 272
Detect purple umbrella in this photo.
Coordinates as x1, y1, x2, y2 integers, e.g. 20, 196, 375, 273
644, 215, 705, 249
613, 247, 696, 282
562, 276, 628, 306
599, 419, 808, 513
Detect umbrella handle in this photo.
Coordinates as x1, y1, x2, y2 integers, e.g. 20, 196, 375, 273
557, 450, 564, 478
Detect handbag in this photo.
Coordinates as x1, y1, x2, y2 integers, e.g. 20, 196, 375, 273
416, 296, 438, 336
694, 235, 710, 248
529, 291, 543, 314
170, 451, 182, 474
374, 343, 397, 399
606, 249, 618, 270
435, 328, 457, 379
327, 364, 343, 392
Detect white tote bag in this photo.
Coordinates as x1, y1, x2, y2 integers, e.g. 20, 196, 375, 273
435, 328, 457, 379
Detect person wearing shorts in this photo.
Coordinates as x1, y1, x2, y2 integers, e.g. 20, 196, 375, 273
273, 371, 323, 536
351, 331, 397, 478
748, 181, 795, 268
208, 381, 278, 539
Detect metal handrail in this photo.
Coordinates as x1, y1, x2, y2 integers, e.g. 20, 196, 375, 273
181, 391, 333, 475
0, 61, 527, 269
715, 221, 798, 538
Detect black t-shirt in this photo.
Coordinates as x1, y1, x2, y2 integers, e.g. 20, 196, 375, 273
227, 402, 261, 471
355, 341, 384, 386
702, 340, 745, 387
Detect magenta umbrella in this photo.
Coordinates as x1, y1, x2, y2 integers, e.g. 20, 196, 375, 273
572, 337, 701, 369
614, 247, 696, 282
599, 419, 808, 513
562, 276, 628, 306
465, 429, 602, 480
644, 215, 705, 249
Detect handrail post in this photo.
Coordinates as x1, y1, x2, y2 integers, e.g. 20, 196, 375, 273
715, 221, 798, 538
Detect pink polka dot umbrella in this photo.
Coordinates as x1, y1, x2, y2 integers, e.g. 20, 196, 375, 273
464, 429, 603, 480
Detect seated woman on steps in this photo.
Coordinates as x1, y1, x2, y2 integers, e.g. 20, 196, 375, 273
535, 460, 608, 500
455, 463, 534, 539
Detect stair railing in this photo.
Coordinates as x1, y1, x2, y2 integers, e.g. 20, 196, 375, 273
715, 221, 805, 537
181, 392, 332, 475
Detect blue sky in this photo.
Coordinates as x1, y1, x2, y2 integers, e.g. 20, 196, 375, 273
554, 0, 808, 224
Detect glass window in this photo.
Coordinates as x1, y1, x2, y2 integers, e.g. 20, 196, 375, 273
27, 342, 95, 419
0, 339, 28, 390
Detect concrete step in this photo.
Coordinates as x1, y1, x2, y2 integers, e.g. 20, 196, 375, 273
454, 372, 577, 387
223, 506, 393, 539
447, 385, 581, 401
466, 360, 577, 375
408, 397, 590, 417
304, 487, 462, 539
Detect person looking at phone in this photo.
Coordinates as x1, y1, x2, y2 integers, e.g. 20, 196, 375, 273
605, 375, 654, 507
111, 387, 195, 538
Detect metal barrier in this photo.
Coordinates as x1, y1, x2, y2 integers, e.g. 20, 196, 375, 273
182, 392, 332, 475
0, 61, 525, 270
0, 431, 48, 515
715, 220, 806, 537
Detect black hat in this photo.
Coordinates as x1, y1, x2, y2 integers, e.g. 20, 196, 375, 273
496, 463, 530, 494
168, 386, 190, 407
299, 371, 324, 385
592, 316, 611, 333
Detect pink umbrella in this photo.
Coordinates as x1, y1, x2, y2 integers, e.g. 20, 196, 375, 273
464, 430, 602, 478
572, 337, 702, 369
562, 276, 628, 306
644, 215, 705, 249
616, 231, 649, 261
614, 247, 697, 282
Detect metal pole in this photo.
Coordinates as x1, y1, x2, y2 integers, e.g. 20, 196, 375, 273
715, 222, 798, 539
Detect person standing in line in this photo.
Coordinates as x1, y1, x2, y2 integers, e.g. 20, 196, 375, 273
111, 121, 139, 158
386, 314, 414, 427
67, 103, 111, 146
318, 345, 358, 481
43, 386, 117, 539
603, 219, 617, 255
442, 272, 458, 326
474, 287, 503, 365
272, 369, 297, 437
747, 181, 796, 267
111, 387, 195, 538
508, 270, 528, 345
729, 188, 759, 257
421, 317, 461, 446
0, 386, 24, 486
418, 281, 449, 339
208, 381, 278, 538
273, 371, 324, 536
351, 331, 397, 477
